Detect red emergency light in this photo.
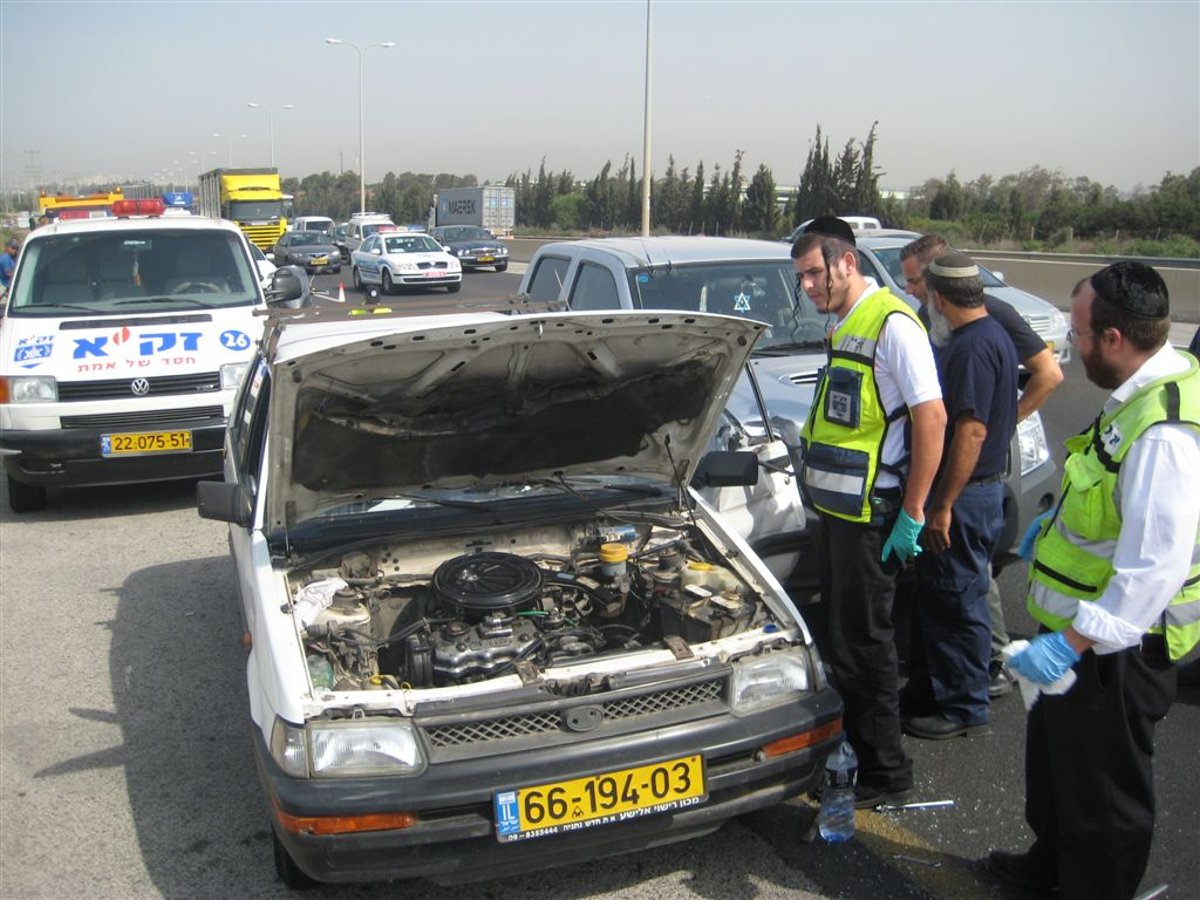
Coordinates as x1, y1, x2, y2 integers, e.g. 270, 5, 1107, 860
112, 198, 165, 218
57, 210, 91, 220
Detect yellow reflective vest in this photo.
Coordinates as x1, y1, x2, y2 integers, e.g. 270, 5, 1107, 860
1027, 354, 1200, 660
800, 287, 924, 523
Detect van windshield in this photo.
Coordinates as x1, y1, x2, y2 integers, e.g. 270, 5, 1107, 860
628, 260, 829, 350
6, 228, 260, 317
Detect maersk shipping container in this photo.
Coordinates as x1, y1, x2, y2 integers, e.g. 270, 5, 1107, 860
435, 186, 515, 234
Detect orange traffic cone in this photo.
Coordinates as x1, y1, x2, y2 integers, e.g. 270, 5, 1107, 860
337, 281, 346, 303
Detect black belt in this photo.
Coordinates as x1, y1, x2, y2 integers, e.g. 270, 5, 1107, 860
966, 471, 1005, 486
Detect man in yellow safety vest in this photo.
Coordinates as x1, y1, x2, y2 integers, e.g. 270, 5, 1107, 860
989, 262, 1200, 899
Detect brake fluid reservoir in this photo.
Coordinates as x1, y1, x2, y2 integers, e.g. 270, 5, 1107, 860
598, 542, 629, 580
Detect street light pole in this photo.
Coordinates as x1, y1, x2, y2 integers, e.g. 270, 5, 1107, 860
212, 132, 248, 167
325, 37, 395, 215
640, 0, 653, 236
247, 102, 295, 167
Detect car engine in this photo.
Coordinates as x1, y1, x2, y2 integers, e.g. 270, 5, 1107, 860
292, 520, 771, 691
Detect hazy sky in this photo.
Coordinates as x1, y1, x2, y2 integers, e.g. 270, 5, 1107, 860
2, 0, 1197, 195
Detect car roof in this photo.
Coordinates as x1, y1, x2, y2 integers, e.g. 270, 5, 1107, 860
542, 236, 791, 267
31, 214, 244, 239
855, 231, 924, 249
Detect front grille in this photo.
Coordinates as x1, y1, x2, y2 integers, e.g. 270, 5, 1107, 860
416, 261, 448, 270
58, 372, 221, 401
1022, 314, 1054, 336
61, 405, 224, 430
423, 678, 726, 749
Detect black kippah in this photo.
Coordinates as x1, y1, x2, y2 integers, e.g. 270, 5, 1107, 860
802, 216, 856, 247
1091, 262, 1169, 320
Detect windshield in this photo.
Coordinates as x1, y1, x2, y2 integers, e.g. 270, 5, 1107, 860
7, 228, 260, 316
291, 233, 332, 246
628, 260, 828, 350
384, 235, 442, 254
228, 199, 284, 221
438, 226, 489, 241
869, 246, 1005, 289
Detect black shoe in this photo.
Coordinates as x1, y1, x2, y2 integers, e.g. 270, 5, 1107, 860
986, 849, 1057, 895
903, 713, 991, 740
988, 659, 1015, 698
899, 685, 937, 716
853, 783, 912, 810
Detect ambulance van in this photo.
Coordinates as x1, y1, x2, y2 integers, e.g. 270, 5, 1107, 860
0, 199, 265, 512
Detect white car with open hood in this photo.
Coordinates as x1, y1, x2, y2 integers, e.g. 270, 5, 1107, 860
198, 303, 842, 888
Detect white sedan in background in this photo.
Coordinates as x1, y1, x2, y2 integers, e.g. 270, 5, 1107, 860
351, 231, 462, 295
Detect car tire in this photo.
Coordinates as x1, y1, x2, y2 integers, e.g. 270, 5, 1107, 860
495, 262, 508, 272
332, 266, 341, 274
272, 829, 318, 890
381, 270, 395, 295
447, 281, 462, 294
6, 476, 46, 513
352, 267, 363, 291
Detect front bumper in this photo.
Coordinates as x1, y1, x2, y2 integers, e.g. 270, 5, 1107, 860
259, 686, 841, 885
0, 419, 227, 487
397, 272, 461, 287
460, 253, 508, 269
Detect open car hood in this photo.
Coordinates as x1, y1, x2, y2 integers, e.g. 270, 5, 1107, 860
265, 311, 764, 528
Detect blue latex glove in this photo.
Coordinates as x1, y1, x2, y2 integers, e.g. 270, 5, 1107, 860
881, 510, 924, 564
1009, 632, 1081, 685
1017, 508, 1056, 562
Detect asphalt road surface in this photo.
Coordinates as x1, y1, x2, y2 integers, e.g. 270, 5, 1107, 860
1, 271, 1196, 899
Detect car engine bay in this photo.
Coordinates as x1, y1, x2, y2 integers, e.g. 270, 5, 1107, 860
291, 517, 781, 692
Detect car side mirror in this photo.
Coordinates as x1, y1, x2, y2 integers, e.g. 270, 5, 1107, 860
197, 480, 252, 526
691, 450, 759, 488
265, 265, 308, 308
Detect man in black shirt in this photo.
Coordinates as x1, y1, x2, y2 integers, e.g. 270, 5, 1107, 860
901, 235, 1063, 698
904, 252, 1018, 739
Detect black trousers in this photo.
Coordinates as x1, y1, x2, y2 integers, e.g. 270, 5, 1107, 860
1023, 635, 1177, 899
818, 511, 913, 792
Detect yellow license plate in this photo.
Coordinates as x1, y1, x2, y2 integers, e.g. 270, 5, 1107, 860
101, 430, 193, 456
311, 256, 329, 266
477, 255, 494, 263
494, 754, 706, 843
1045, 340, 1055, 352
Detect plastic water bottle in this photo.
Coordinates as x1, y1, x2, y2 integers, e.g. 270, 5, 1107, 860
818, 739, 858, 843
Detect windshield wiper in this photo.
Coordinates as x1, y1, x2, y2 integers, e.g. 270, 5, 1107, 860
113, 296, 213, 308
19, 303, 99, 313
392, 491, 499, 512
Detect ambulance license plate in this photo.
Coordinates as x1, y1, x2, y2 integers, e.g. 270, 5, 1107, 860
493, 754, 705, 843
101, 430, 193, 456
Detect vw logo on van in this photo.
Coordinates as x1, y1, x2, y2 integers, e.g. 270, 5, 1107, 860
130, 378, 150, 396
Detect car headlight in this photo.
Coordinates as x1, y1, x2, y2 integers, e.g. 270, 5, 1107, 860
1017, 411, 1051, 475
730, 650, 812, 712
270, 717, 426, 778
220, 362, 249, 391
0, 375, 58, 403
497, 247, 509, 256
1048, 308, 1068, 331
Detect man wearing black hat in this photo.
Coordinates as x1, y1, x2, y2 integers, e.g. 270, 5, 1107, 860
792, 216, 947, 808
902, 252, 1017, 740
990, 262, 1200, 898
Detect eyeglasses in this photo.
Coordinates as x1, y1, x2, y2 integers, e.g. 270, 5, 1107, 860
1067, 327, 1093, 346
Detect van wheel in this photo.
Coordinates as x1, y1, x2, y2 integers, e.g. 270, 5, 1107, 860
352, 267, 363, 291
7, 476, 46, 513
